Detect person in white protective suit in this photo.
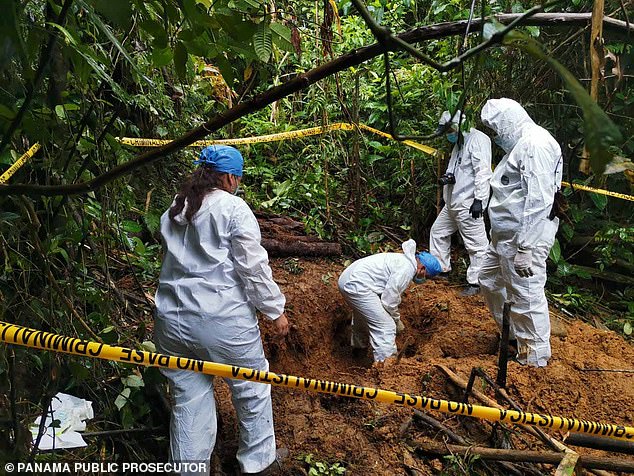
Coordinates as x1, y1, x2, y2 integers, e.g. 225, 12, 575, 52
479, 98, 562, 367
338, 240, 442, 362
154, 145, 289, 476
429, 110, 492, 296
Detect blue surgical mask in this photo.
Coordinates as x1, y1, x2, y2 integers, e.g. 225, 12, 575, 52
494, 135, 513, 153
446, 132, 458, 144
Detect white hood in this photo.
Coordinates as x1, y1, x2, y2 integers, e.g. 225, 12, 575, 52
401, 239, 418, 271
481, 98, 535, 153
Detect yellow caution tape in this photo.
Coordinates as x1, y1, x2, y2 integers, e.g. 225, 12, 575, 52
117, 122, 439, 156
7, 133, 633, 203
356, 123, 439, 155
561, 181, 634, 202
1, 321, 632, 441
0, 143, 41, 185
117, 123, 356, 148
116, 127, 634, 202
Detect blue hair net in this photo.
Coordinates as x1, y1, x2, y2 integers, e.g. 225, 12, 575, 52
194, 145, 244, 177
416, 252, 442, 278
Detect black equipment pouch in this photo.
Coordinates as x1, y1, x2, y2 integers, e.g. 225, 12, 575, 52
549, 189, 570, 222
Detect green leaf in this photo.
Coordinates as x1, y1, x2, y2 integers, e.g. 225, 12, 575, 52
93, 0, 133, 29
140, 341, 156, 353
140, 19, 167, 39
253, 22, 272, 62
549, 239, 561, 264
0, 212, 21, 222
122, 374, 145, 388
183, 34, 216, 57
151, 47, 174, 68
0, 104, 16, 121
122, 220, 142, 233
215, 54, 235, 87
114, 387, 131, 410
556, 262, 572, 277
55, 105, 66, 119
143, 212, 161, 234
526, 26, 540, 38
182, 0, 205, 25
570, 265, 592, 279
232, 0, 264, 10
68, 361, 90, 381
99, 325, 118, 344
270, 22, 293, 51
589, 192, 608, 211
174, 42, 188, 80
216, 14, 248, 39
503, 27, 622, 175
561, 222, 574, 242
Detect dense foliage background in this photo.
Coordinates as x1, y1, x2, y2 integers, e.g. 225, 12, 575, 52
0, 0, 632, 465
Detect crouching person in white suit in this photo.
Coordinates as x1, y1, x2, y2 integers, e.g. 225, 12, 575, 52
338, 240, 442, 363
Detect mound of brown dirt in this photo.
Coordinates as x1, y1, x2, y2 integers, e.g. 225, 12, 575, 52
212, 258, 634, 475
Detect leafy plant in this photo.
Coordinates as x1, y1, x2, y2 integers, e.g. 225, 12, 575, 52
593, 226, 634, 271
302, 454, 347, 476
441, 452, 481, 475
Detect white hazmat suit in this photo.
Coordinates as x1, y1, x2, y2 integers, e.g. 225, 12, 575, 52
429, 113, 492, 287
154, 189, 286, 475
479, 98, 562, 367
338, 240, 419, 362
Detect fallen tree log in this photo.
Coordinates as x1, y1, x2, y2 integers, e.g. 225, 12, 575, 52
412, 410, 534, 476
261, 238, 342, 257
571, 264, 634, 286
414, 440, 634, 472
565, 433, 634, 455
255, 211, 342, 256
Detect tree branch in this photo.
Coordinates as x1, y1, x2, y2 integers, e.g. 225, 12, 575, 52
0, 12, 631, 197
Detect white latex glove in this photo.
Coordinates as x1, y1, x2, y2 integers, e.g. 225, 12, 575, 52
514, 249, 533, 277
395, 318, 405, 335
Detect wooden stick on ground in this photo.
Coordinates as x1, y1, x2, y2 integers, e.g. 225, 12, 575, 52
436, 365, 613, 476
437, 364, 568, 451
414, 441, 634, 472
412, 410, 542, 476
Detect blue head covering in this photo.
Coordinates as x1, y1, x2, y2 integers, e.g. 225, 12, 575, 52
416, 252, 442, 278
194, 145, 244, 177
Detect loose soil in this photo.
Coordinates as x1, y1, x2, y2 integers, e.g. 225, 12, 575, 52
211, 258, 634, 475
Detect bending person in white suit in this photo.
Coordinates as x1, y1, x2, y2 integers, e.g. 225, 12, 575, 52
338, 240, 441, 362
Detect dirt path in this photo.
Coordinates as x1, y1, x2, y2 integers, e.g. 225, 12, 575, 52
213, 258, 634, 475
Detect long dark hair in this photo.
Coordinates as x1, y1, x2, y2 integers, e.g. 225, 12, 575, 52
169, 166, 225, 223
